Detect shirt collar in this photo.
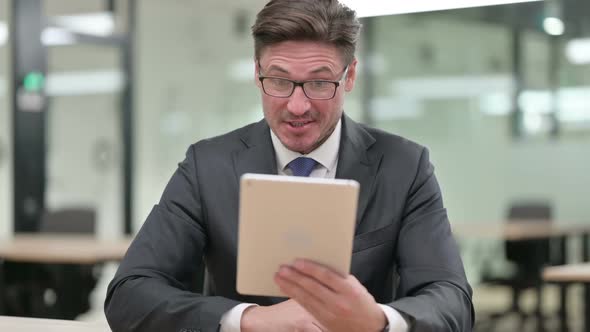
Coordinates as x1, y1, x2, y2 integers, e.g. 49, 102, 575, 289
270, 119, 341, 172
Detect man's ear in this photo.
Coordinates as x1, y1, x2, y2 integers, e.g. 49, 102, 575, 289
345, 58, 358, 92
254, 59, 261, 87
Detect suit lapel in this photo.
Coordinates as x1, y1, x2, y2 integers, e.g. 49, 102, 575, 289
233, 119, 278, 179
336, 115, 381, 229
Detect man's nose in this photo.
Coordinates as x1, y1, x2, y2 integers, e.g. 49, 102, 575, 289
287, 86, 311, 116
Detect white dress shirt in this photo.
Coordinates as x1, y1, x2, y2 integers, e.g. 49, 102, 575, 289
220, 119, 408, 332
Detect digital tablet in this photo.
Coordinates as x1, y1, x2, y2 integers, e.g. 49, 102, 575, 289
236, 173, 359, 297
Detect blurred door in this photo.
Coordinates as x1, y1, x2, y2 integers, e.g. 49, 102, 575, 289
44, 44, 124, 238
42, 0, 129, 237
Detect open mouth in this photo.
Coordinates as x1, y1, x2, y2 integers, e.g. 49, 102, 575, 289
288, 121, 313, 128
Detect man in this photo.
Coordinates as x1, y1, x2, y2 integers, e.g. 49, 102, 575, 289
105, 0, 474, 331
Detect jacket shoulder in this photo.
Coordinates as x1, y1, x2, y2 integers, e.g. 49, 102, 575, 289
189, 121, 259, 155
362, 124, 426, 159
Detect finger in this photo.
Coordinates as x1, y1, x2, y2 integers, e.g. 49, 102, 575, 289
275, 271, 337, 327
296, 323, 323, 332
303, 322, 325, 332
277, 265, 338, 303
291, 259, 351, 294
311, 322, 326, 332
275, 267, 328, 305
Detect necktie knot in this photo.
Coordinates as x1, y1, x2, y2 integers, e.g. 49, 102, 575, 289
288, 157, 317, 177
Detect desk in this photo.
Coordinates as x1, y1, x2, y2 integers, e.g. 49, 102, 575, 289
543, 263, 590, 332
453, 220, 589, 241
0, 315, 109, 332
0, 234, 132, 264
453, 221, 590, 331
544, 263, 590, 282
0, 234, 132, 315
452, 220, 590, 261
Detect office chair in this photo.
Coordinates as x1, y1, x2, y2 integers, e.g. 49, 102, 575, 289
39, 208, 95, 234
3, 208, 98, 319
477, 202, 554, 331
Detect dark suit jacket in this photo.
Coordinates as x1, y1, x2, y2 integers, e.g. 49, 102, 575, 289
105, 115, 474, 332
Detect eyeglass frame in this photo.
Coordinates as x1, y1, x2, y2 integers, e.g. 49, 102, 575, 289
257, 62, 350, 100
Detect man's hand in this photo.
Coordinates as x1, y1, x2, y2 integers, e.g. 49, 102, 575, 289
274, 259, 387, 332
240, 299, 325, 332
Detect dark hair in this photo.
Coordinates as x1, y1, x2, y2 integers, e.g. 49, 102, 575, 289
251, 0, 361, 65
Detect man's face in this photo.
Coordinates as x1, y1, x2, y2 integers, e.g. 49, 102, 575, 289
256, 41, 357, 154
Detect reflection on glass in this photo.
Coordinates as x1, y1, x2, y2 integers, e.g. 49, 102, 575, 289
367, 2, 590, 239
362, 3, 590, 309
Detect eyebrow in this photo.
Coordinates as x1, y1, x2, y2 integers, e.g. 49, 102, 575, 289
263, 64, 336, 76
309, 66, 335, 75
264, 65, 289, 75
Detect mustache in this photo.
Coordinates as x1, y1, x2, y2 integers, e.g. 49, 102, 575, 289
281, 111, 316, 122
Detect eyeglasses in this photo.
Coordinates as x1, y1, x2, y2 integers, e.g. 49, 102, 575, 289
258, 65, 349, 100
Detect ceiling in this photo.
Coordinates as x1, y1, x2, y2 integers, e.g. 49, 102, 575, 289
416, 0, 590, 38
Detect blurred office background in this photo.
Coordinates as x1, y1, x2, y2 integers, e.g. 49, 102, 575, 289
0, 0, 589, 331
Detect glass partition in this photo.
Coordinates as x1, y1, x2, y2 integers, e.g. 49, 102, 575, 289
366, 3, 590, 285
135, 0, 343, 228
131, 1, 589, 232
43, 2, 127, 238
370, 3, 590, 225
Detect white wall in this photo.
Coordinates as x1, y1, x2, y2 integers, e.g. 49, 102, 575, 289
0, 0, 13, 239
